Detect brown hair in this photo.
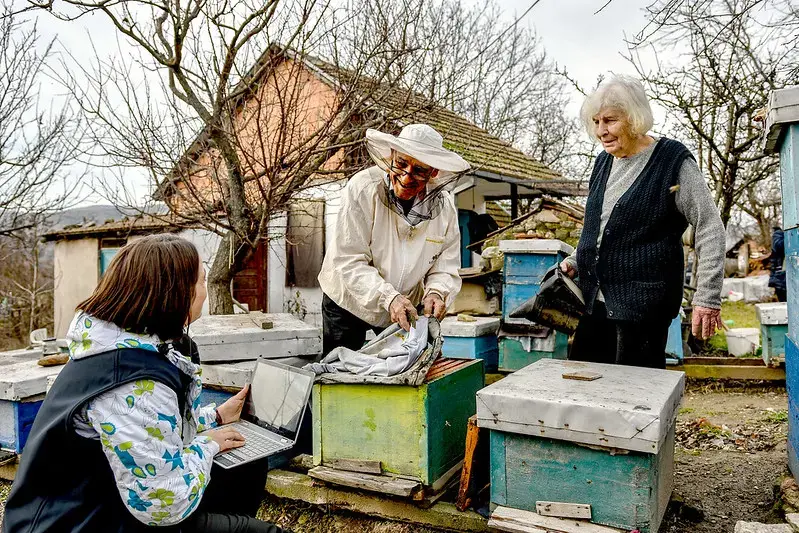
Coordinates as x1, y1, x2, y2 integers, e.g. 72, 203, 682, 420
77, 234, 200, 341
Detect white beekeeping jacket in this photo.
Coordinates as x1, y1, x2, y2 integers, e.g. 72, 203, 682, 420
318, 166, 462, 327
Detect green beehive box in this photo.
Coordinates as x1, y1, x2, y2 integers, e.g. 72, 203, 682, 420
312, 358, 484, 486
756, 302, 788, 365
498, 332, 568, 373
477, 359, 684, 533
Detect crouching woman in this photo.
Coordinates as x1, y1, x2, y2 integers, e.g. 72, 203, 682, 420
3, 234, 286, 533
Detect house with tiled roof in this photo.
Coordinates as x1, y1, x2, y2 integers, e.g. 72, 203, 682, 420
44, 46, 583, 332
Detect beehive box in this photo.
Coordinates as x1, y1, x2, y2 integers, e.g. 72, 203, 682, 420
499, 239, 572, 324
757, 302, 788, 365
190, 312, 321, 363
441, 316, 500, 372
0, 357, 64, 452
312, 358, 484, 486
499, 239, 571, 371
786, 336, 799, 480
477, 359, 684, 533
498, 332, 568, 373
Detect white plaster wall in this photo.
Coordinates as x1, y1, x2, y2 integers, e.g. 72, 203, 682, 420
455, 186, 486, 214
181, 229, 222, 317
268, 181, 345, 327
54, 239, 99, 337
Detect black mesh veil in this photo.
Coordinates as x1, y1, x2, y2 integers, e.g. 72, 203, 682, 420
367, 142, 465, 227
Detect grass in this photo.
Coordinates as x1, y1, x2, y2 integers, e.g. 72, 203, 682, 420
706, 300, 759, 353
764, 409, 789, 424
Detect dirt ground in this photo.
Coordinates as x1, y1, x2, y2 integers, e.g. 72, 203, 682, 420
0, 381, 791, 533
662, 381, 789, 533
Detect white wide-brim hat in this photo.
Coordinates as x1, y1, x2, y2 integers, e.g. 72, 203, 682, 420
365, 124, 471, 178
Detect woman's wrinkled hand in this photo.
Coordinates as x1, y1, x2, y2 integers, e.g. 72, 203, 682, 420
692, 306, 723, 340
560, 261, 577, 279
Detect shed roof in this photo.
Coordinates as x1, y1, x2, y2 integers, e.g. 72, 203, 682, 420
42, 215, 183, 242
303, 54, 574, 188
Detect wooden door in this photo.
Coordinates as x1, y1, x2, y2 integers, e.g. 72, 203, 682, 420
232, 240, 268, 312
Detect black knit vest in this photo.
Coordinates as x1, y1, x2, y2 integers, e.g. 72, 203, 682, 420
576, 138, 692, 322
3, 348, 191, 533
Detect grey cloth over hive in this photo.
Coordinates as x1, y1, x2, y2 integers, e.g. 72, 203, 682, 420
305, 317, 442, 386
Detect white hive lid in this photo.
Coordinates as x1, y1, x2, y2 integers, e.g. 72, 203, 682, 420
440, 316, 501, 337
498, 239, 573, 255
756, 302, 788, 325
476, 359, 685, 454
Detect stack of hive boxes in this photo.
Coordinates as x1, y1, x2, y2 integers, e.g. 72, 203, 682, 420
498, 239, 571, 372
763, 86, 799, 479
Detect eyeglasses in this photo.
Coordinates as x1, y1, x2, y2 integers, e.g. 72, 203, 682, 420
390, 157, 436, 182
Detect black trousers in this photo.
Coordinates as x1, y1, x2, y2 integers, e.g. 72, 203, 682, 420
164, 458, 287, 533
776, 287, 787, 302
568, 301, 671, 369
322, 294, 383, 356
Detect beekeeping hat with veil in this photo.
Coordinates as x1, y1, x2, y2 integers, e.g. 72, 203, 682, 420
366, 124, 470, 226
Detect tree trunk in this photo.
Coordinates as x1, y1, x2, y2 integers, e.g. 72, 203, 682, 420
28, 247, 38, 338
208, 231, 236, 315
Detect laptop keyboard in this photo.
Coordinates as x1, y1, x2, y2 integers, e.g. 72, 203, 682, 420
218, 423, 285, 465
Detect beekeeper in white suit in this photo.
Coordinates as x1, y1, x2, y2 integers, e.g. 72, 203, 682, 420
317, 124, 469, 356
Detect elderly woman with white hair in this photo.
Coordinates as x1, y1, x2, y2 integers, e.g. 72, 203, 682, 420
560, 75, 725, 368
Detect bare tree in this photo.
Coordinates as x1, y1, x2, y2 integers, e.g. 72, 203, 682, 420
628, 0, 796, 228
30, 0, 574, 314
0, 222, 55, 350
0, 12, 83, 237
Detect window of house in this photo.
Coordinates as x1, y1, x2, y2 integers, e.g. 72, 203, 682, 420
99, 238, 127, 276
285, 200, 325, 288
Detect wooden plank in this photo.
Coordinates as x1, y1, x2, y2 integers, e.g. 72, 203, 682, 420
308, 466, 421, 498
416, 463, 463, 509
323, 458, 382, 475
681, 356, 769, 366
562, 371, 602, 382
673, 364, 785, 380
456, 415, 481, 511
431, 460, 464, 493
536, 502, 592, 520
266, 469, 491, 532
489, 506, 625, 533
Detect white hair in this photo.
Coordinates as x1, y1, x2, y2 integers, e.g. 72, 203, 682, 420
579, 75, 654, 139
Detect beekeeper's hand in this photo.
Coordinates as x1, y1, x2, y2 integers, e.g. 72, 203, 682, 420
390, 294, 418, 332
560, 260, 577, 279
423, 292, 447, 321
692, 306, 723, 340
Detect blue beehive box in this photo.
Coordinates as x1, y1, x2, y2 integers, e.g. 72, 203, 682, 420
0, 358, 63, 453
500, 239, 572, 324
757, 302, 788, 365
441, 316, 500, 372
499, 239, 572, 372
764, 86, 799, 484
477, 359, 684, 533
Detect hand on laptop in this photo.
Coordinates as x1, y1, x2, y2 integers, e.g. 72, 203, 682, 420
207, 426, 246, 452
215, 385, 249, 425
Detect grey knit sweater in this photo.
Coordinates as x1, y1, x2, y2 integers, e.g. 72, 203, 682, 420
565, 139, 725, 309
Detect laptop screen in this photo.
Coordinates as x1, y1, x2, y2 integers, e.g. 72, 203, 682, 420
243, 360, 314, 440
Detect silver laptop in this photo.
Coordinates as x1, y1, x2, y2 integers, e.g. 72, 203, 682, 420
213, 359, 314, 469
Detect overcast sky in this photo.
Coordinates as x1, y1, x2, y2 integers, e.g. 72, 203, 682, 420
33, 0, 660, 205
507, 0, 652, 93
